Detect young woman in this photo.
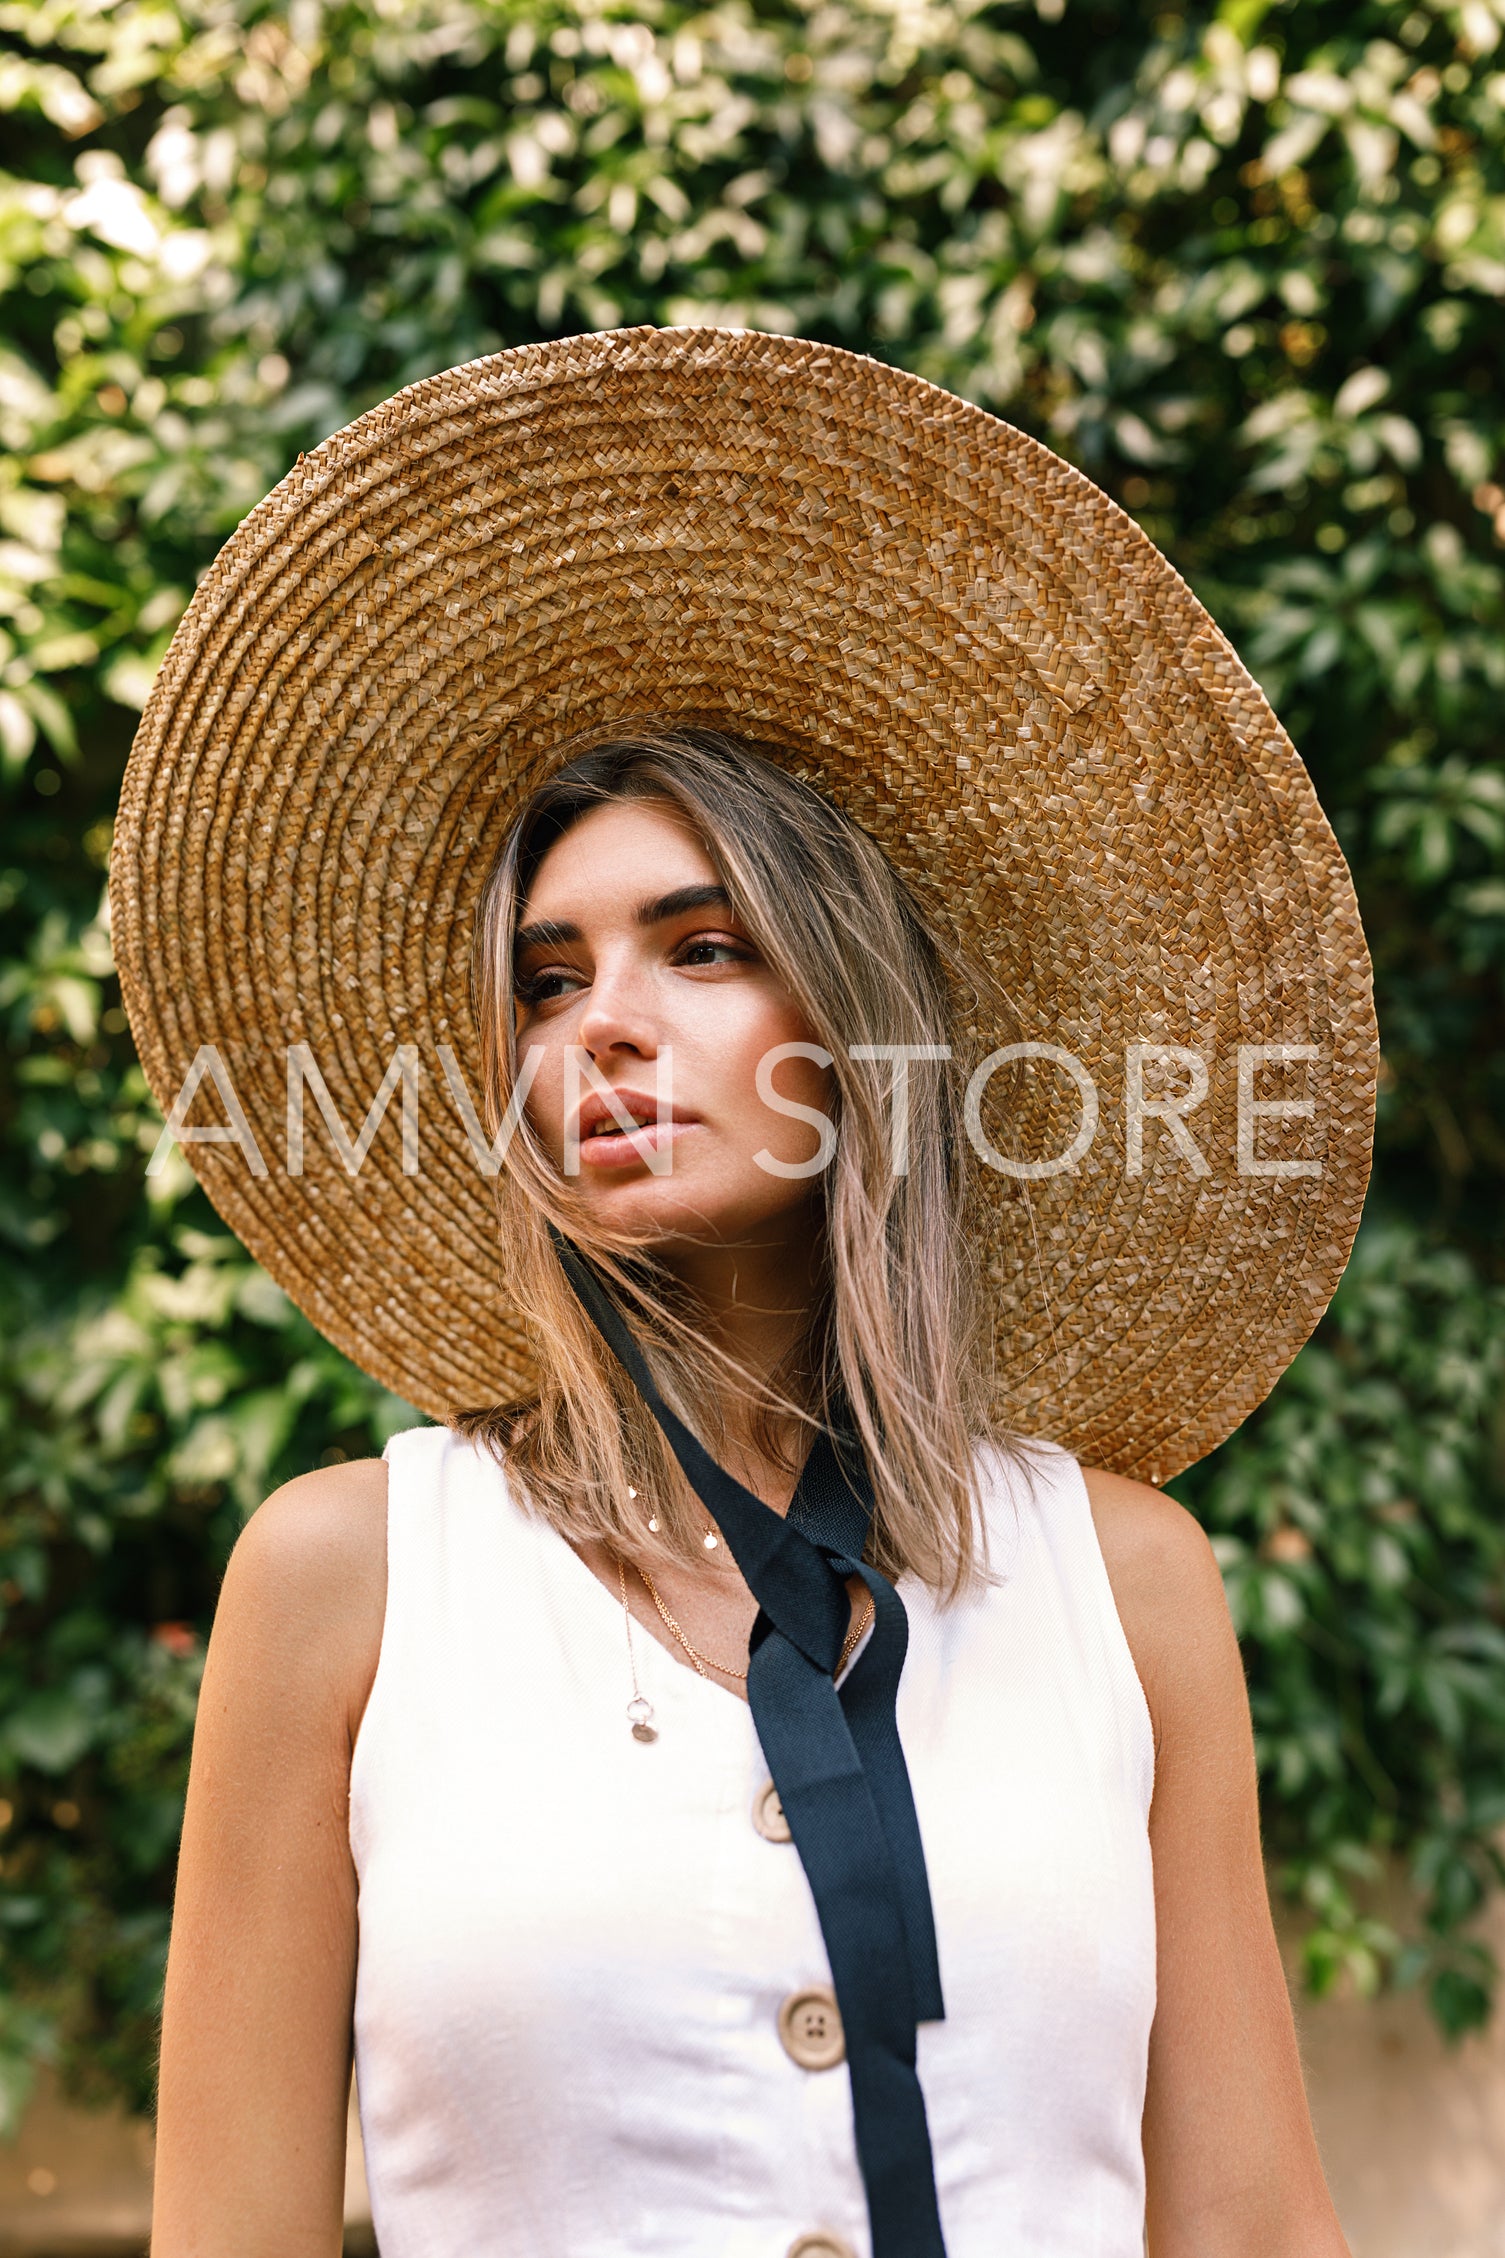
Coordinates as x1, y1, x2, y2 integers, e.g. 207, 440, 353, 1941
148, 727, 1352, 2258
111, 326, 1376, 2258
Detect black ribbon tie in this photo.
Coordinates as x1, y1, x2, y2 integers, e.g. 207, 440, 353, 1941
551, 1230, 948, 2258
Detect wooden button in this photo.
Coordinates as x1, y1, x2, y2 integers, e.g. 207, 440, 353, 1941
787, 2236, 857, 2258
752, 1778, 792, 1842
777, 1984, 845, 2070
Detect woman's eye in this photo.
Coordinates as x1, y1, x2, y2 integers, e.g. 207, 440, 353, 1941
677, 935, 751, 968
515, 968, 578, 1005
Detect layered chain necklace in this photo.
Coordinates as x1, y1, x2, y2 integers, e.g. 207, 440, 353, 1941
617, 1542, 875, 1743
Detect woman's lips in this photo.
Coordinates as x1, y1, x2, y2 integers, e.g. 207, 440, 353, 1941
575, 1117, 697, 1169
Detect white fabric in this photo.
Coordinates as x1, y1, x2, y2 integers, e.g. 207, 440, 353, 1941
349, 1424, 1157, 2258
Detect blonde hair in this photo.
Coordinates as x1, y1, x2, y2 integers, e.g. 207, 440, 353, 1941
452, 725, 1009, 1602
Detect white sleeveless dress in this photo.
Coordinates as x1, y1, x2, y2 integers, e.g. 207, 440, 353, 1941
349, 1425, 1156, 2258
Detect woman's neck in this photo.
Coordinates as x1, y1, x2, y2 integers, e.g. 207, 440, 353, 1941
658, 1219, 826, 1508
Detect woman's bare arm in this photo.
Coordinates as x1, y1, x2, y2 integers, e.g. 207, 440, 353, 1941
1083, 1466, 1349, 2258
150, 1457, 388, 2257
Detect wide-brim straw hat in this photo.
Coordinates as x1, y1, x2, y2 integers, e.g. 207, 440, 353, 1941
110, 326, 1376, 1485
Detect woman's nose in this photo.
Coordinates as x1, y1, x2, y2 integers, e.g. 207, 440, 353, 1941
574, 950, 660, 1059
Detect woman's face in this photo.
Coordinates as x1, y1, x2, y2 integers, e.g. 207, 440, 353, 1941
513, 797, 834, 1253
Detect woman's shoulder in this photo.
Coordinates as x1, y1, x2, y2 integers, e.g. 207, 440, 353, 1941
1078, 1463, 1216, 1587
232, 1452, 389, 1606
973, 1437, 1212, 1586
219, 1454, 389, 1748
1077, 1463, 1234, 1759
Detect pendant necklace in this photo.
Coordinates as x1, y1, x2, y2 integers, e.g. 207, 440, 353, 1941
618, 1547, 875, 1741
617, 1553, 659, 1743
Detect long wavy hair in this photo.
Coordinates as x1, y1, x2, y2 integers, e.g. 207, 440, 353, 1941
451, 724, 1011, 1602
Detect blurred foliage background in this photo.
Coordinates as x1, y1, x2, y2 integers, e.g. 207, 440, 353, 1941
2, 0, 1505, 2134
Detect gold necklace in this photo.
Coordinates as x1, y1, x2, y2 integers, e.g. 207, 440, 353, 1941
636, 1561, 874, 1685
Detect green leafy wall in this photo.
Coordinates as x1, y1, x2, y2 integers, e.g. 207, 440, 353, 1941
2, 0, 1503, 2129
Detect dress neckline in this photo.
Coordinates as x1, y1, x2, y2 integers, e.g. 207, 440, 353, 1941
534, 1491, 882, 1718
551, 1521, 757, 1712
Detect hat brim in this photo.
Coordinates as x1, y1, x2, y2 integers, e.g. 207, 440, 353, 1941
110, 326, 1376, 1484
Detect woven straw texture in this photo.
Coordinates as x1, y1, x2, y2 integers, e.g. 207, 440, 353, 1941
110, 326, 1376, 1484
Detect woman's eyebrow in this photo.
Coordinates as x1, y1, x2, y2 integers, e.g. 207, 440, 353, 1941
638, 883, 732, 925
513, 916, 579, 954
514, 885, 732, 958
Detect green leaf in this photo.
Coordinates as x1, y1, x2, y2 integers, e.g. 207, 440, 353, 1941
6, 1688, 98, 1772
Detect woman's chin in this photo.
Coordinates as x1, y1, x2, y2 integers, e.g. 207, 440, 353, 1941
570, 1173, 800, 1253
